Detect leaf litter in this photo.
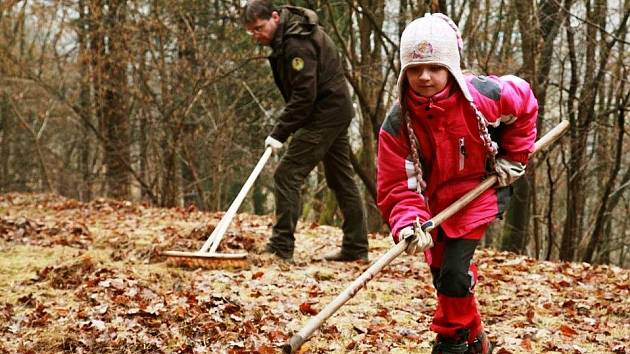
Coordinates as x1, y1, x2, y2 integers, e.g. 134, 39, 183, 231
0, 193, 628, 353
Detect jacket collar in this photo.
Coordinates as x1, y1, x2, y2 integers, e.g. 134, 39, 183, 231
405, 79, 458, 114
270, 20, 285, 53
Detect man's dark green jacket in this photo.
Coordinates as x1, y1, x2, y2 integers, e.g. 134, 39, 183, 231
268, 6, 354, 142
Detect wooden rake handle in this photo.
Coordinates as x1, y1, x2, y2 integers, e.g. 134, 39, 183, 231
282, 120, 570, 354
198, 147, 273, 253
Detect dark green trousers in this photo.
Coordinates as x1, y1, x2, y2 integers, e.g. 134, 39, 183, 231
268, 125, 368, 258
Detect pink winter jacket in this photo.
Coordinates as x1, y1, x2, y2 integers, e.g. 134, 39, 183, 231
377, 74, 538, 240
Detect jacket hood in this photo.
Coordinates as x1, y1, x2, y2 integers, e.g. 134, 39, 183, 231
280, 6, 318, 37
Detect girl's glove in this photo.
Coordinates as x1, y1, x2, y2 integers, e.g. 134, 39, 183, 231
397, 217, 433, 255
495, 158, 526, 186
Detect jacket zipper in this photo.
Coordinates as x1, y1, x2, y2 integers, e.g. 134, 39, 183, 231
458, 137, 465, 171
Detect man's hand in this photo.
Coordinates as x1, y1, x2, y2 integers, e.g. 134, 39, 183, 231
495, 158, 526, 187
265, 136, 283, 151
398, 217, 433, 255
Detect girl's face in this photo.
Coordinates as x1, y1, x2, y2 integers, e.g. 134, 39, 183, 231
406, 64, 450, 97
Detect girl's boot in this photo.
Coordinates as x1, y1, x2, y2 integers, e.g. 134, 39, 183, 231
431, 329, 470, 354
466, 331, 493, 354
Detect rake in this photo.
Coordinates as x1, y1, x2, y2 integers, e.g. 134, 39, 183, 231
282, 120, 570, 353
162, 147, 273, 269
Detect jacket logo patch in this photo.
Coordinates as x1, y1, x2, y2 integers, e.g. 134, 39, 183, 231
292, 57, 304, 71
411, 40, 433, 59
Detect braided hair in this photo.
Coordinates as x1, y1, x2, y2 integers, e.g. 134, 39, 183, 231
401, 102, 427, 195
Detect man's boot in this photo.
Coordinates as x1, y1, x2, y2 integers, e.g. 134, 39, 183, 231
322, 250, 368, 262
466, 331, 493, 354
431, 329, 469, 354
262, 243, 294, 264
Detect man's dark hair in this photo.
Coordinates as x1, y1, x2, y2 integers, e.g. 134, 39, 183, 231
242, 0, 277, 24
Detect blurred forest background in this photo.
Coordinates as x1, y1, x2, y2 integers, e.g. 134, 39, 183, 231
0, 0, 628, 267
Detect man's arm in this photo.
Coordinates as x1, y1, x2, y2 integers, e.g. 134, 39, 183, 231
270, 37, 318, 142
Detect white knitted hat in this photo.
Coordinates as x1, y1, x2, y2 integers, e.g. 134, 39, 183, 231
397, 13, 472, 102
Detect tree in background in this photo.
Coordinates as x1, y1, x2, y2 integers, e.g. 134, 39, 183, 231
99, 0, 131, 200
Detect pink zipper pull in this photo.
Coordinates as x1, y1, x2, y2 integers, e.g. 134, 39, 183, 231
458, 137, 465, 171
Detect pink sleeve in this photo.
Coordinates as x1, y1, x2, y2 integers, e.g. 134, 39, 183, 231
377, 106, 431, 242
469, 75, 538, 164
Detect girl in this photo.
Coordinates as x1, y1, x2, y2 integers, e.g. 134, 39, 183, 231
377, 13, 538, 354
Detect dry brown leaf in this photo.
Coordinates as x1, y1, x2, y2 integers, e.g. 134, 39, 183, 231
299, 302, 318, 316
560, 323, 579, 337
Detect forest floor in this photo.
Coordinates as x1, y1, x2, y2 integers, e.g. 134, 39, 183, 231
0, 193, 628, 354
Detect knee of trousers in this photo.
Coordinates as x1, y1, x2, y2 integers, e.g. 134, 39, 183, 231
435, 268, 474, 298
273, 163, 294, 186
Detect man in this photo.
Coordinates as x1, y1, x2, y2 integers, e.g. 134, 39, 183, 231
242, 0, 368, 262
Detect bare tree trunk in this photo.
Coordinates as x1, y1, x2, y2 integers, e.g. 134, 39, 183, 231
357, 0, 385, 232
583, 102, 625, 262
89, 0, 130, 200
559, 78, 588, 261
398, 0, 409, 39
560, 23, 583, 261
498, 2, 517, 65
102, 0, 130, 200
544, 158, 558, 260
502, 0, 537, 253
617, 201, 630, 268
0, 94, 10, 191
9, 101, 54, 193
77, 0, 93, 201
504, 0, 565, 256
502, 178, 530, 252
532, 172, 540, 258
0, 2, 27, 192
206, 85, 243, 211
161, 132, 181, 206
151, 1, 180, 207
533, 1, 565, 261
138, 108, 149, 201
561, 0, 595, 261
177, 4, 205, 208
462, 0, 479, 68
